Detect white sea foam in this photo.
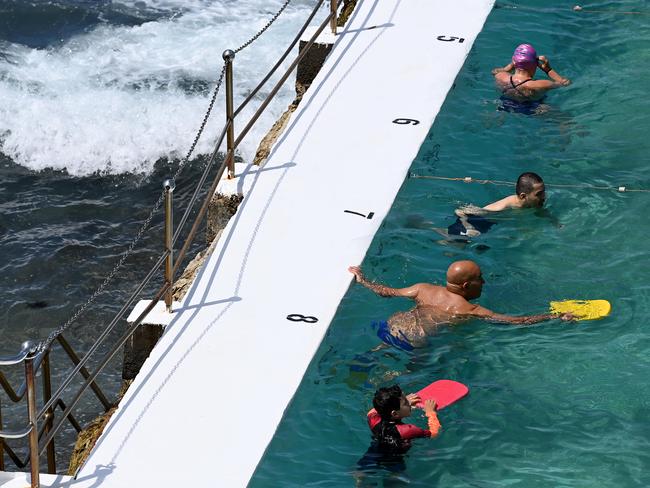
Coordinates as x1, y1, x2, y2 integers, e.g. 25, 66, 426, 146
0, 0, 323, 175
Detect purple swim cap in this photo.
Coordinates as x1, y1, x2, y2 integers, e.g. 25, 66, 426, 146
512, 43, 537, 70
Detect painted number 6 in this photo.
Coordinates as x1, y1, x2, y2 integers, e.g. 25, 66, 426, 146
392, 118, 420, 125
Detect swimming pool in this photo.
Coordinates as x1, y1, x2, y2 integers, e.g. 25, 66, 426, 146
250, 1, 650, 486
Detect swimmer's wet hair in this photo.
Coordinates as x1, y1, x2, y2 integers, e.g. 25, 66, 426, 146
516, 172, 544, 195
373, 385, 403, 420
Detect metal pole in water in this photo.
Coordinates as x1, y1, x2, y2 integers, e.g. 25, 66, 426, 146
164, 179, 176, 313
24, 342, 39, 488
330, 0, 338, 35
223, 49, 236, 179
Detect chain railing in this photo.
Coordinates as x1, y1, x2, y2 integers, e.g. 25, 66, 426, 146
0, 0, 341, 485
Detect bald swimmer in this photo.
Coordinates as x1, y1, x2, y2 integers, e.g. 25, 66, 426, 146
348, 260, 573, 350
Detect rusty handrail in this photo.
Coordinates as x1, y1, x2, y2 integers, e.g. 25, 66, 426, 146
0, 0, 344, 478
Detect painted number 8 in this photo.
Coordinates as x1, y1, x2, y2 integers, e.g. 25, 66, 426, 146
286, 314, 319, 324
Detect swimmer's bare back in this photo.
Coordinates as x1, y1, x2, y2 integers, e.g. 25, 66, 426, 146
387, 307, 457, 345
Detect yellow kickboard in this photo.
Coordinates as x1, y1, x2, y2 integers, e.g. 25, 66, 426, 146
549, 299, 611, 320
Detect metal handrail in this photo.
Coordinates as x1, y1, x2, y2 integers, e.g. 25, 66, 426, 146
38, 0, 337, 452
163, 179, 176, 311
173, 7, 335, 275
171, 0, 328, 248
1, 399, 83, 470
331, 0, 338, 35
0, 346, 39, 486
38, 250, 169, 419
0, 342, 38, 366
54, 335, 112, 412
172, 1, 327, 246
1, 0, 344, 479
0, 334, 107, 474
0, 352, 44, 403
233, 8, 335, 149
38, 281, 170, 456
172, 119, 231, 247
233, 0, 326, 118
0, 425, 32, 439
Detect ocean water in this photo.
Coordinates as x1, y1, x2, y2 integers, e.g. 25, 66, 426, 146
0, 0, 324, 471
250, 1, 650, 487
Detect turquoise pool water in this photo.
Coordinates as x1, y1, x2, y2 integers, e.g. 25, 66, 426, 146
251, 1, 650, 486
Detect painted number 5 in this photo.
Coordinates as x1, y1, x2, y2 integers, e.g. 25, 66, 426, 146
437, 35, 465, 43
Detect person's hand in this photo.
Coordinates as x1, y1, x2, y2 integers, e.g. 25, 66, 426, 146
406, 393, 421, 407
454, 208, 467, 218
559, 77, 572, 86
537, 55, 551, 72
348, 266, 365, 283
560, 313, 575, 322
423, 399, 437, 413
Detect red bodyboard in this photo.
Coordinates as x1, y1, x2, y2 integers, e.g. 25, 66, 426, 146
415, 379, 469, 410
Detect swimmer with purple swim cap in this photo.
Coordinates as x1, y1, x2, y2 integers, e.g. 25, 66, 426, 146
512, 43, 538, 70
492, 43, 571, 103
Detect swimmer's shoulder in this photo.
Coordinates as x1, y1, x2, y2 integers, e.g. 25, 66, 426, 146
415, 283, 445, 295
412, 283, 447, 304
525, 78, 566, 93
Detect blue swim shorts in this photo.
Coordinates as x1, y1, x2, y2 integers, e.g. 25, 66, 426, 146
447, 215, 497, 236
372, 321, 414, 351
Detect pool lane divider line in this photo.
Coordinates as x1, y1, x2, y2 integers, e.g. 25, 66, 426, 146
410, 174, 650, 193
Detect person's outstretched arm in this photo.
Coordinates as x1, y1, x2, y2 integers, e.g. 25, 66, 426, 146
348, 266, 420, 299
481, 195, 521, 212
468, 304, 573, 325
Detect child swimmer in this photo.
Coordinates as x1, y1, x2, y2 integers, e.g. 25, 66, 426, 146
356, 385, 439, 474
367, 385, 440, 450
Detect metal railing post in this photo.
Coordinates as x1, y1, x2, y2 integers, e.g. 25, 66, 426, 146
223, 49, 236, 179
42, 352, 56, 474
330, 0, 338, 35
163, 179, 176, 313
24, 343, 40, 488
